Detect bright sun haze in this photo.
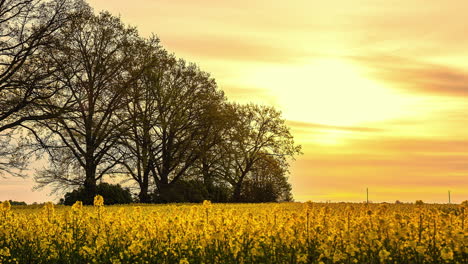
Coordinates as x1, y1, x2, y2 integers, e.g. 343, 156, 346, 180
1, 0, 467, 203
242, 58, 409, 126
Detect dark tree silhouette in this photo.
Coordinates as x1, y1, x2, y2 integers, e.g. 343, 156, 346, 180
241, 153, 293, 202
114, 41, 166, 203
117, 53, 227, 202
220, 103, 301, 202
33, 9, 149, 204
0, 0, 301, 203
147, 60, 226, 202
0, 130, 27, 177
0, 0, 80, 176
188, 104, 237, 201
61, 182, 132, 205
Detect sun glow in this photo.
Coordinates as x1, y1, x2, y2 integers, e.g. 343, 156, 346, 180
310, 130, 351, 145
242, 59, 409, 127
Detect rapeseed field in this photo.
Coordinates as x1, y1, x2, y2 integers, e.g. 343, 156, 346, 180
0, 197, 466, 263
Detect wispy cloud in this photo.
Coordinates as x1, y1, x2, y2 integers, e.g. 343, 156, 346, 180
221, 85, 279, 106
287, 120, 385, 133
162, 34, 310, 64
351, 55, 468, 97
25, 0, 468, 203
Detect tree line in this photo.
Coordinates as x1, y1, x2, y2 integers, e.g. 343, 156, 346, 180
0, 0, 301, 204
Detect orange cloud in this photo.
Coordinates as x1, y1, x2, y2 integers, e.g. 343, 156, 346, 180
351, 55, 468, 97
3, 0, 466, 204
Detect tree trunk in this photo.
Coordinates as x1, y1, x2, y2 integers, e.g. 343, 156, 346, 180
84, 167, 97, 205
232, 182, 243, 202
138, 181, 150, 203
151, 164, 173, 203
202, 162, 214, 199
232, 169, 249, 202
157, 181, 172, 203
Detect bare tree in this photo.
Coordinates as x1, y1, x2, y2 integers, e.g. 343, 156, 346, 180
0, 130, 28, 177
0, 0, 81, 132
241, 153, 293, 202
114, 39, 165, 203
0, 0, 81, 176
117, 54, 227, 202
220, 103, 301, 202
33, 10, 147, 203
187, 104, 236, 200
149, 60, 226, 201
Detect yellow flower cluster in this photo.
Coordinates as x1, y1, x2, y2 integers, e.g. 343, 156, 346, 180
0, 199, 466, 263
94, 195, 104, 207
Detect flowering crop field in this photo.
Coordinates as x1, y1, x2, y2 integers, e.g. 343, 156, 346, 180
0, 198, 467, 264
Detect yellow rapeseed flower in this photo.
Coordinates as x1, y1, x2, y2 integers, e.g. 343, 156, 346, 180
1, 200, 11, 212
72, 200, 83, 211
0, 201, 465, 263
378, 249, 391, 262
179, 258, 189, 264
0, 247, 10, 257
441, 247, 454, 261
94, 195, 104, 207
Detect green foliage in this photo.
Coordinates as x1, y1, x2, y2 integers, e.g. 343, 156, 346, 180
62, 183, 133, 205
241, 179, 293, 203
7, 200, 27, 206
241, 181, 278, 202
152, 180, 231, 203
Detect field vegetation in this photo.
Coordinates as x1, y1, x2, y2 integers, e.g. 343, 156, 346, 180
0, 198, 466, 263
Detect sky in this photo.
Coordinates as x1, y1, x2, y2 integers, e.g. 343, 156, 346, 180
2, 0, 468, 203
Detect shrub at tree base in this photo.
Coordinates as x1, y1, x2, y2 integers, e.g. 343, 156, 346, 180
151, 179, 231, 203
6, 200, 27, 206
61, 183, 133, 205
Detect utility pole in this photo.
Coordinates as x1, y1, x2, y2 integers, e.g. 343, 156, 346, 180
448, 190, 451, 204
366, 188, 369, 204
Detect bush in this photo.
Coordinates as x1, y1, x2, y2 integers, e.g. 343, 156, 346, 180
152, 180, 209, 203
151, 180, 231, 203
7, 200, 27, 205
62, 183, 133, 205
240, 179, 293, 203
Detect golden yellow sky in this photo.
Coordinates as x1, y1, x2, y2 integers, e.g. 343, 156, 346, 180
2, 0, 468, 203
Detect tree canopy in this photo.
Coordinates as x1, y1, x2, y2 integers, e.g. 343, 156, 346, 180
0, 0, 81, 176
0, 0, 302, 204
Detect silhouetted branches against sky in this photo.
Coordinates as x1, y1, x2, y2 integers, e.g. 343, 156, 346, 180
0, 0, 301, 203
31, 7, 162, 203
0, 0, 83, 176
